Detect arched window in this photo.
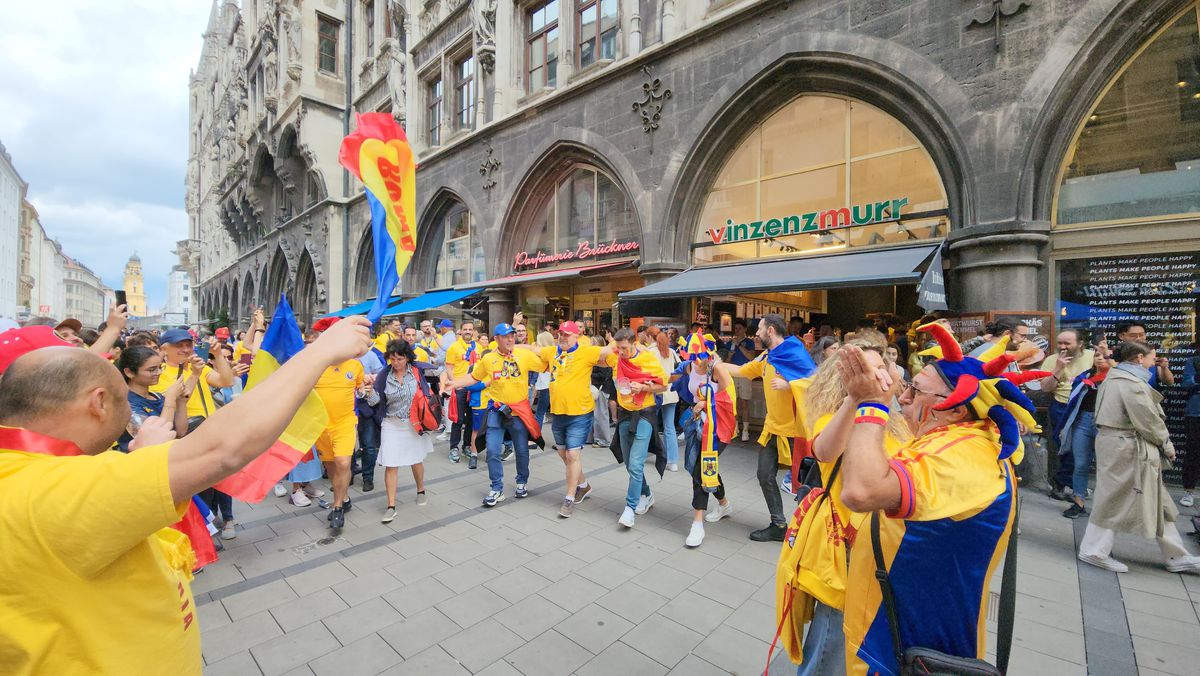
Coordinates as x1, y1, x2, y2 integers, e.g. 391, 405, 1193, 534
693, 95, 949, 264
433, 201, 484, 287
523, 165, 638, 268
1056, 5, 1200, 226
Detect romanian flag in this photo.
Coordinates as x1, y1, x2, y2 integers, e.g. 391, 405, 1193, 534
697, 381, 736, 492
765, 336, 817, 476
338, 112, 417, 323
213, 295, 329, 502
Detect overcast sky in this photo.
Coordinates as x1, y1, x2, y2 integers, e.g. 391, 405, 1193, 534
0, 1, 211, 313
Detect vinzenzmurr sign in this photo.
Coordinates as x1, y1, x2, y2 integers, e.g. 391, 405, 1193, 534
705, 197, 909, 244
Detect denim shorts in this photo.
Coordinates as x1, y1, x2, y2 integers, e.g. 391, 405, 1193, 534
552, 413, 594, 451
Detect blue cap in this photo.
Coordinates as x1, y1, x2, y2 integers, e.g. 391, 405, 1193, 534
493, 323, 516, 336
159, 328, 193, 345
438, 319, 454, 329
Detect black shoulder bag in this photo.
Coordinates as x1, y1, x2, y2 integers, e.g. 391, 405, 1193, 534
870, 498, 1019, 676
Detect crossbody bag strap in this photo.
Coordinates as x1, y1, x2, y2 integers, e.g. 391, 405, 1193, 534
996, 494, 1020, 674
871, 511, 906, 668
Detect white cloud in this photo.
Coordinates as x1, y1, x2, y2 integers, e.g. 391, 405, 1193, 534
0, 0, 211, 310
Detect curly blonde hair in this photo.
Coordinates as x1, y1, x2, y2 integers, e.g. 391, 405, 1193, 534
805, 339, 911, 444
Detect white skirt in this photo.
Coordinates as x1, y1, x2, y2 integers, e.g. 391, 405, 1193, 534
378, 417, 434, 468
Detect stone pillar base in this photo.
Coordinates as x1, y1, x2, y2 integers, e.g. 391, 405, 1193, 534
947, 225, 1049, 312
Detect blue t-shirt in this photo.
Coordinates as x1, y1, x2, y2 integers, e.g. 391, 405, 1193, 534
119, 390, 166, 451
726, 337, 756, 366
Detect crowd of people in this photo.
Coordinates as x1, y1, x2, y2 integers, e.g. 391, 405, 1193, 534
2, 300, 1200, 675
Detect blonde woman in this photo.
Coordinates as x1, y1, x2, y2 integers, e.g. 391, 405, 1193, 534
787, 340, 910, 674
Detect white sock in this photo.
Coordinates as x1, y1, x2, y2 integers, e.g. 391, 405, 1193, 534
578, 481, 589, 489
564, 495, 575, 503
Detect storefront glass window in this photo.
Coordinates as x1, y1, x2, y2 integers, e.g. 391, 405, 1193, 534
1057, 7, 1200, 226
434, 202, 483, 287
694, 95, 949, 265
515, 165, 639, 271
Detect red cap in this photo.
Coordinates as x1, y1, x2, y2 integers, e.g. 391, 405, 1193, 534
215, 327, 230, 339
311, 317, 341, 333
559, 321, 581, 336
0, 326, 74, 375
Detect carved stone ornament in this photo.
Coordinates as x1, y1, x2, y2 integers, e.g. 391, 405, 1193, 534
964, 0, 1033, 50
473, 0, 497, 73
632, 73, 672, 133
479, 140, 500, 192
285, 4, 302, 80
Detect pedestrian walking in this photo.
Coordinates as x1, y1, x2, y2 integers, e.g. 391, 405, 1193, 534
1181, 343, 1200, 507
607, 328, 668, 528
1039, 329, 1095, 501
442, 320, 481, 465
310, 317, 366, 530
1077, 341, 1200, 573
1058, 347, 1112, 519
369, 339, 437, 523
651, 328, 682, 471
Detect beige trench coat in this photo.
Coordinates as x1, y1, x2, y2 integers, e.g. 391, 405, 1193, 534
1090, 366, 1178, 538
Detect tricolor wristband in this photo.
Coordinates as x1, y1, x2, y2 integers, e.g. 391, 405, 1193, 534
855, 402, 890, 426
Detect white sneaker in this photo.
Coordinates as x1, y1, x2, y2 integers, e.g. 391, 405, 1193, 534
705, 501, 733, 523
303, 485, 326, 499
1078, 553, 1128, 573
220, 521, 237, 540
685, 522, 705, 548
741, 427, 750, 442
1180, 493, 1195, 508
1166, 555, 1200, 573
381, 507, 397, 524
436, 431, 450, 441
290, 490, 312, 507
618, 506, 636, 528
667, 463, 679, 472
273, 483, 288, 498
635, 494, 655, 515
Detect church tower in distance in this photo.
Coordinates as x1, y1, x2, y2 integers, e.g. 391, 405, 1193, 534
122, 253, 147, 317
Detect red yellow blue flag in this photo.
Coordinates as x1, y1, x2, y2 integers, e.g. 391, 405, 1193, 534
213, 295, 329, 502
338, 113, 417, 323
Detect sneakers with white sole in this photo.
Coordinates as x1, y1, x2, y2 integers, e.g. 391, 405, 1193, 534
1180, 493, 1195, 508
381, 507, 396, 524
1078, 553, 1129, 573
705, 501, 733, 523
273, 483, 288, 498
483, 490, 506, 508
635, 494, 655, 515
618, 506, 636, 528
1166, 555, 1200, 573
220, 521, 237, 540
667, 463, 679, 472
303, 485, 325, 499
685, 522, 705, 548
574, 484, 592, 503
741, 427, 750, 442
290, 490, 312, 507
416, 492, 428, 506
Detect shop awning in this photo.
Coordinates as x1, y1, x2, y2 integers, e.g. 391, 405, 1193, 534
382, 288, 480, 315
458, 260, 635, 290
620, 244, 941, 300
322, 295, 405, 318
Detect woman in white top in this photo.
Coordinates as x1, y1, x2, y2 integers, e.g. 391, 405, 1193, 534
650, 328, 682, 470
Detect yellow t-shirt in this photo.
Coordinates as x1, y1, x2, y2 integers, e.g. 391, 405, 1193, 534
539, 344, 603, 416
314, 359, 364, 424
470, 349, 547, 405
810, 413, 903, 536
738, 355, 804, 438
152, 363, 217, 419
605, 348, 667, 411
232, 342, 251, 364
445, 339, 481, 377
1041, 349, 1095, 403
373, 331, 402, 354
413, 344, 431, 364
0, 440, 198, 675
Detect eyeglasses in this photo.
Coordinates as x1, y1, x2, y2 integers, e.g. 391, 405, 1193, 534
903, 382, 947, 399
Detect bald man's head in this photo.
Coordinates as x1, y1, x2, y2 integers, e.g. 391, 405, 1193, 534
0, 348, 129, 452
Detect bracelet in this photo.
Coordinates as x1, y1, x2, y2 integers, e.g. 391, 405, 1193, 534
855, 402, 890, 426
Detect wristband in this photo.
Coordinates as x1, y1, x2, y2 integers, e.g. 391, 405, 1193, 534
855, 402, 890, 426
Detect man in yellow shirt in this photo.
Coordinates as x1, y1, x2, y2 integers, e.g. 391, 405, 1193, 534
403, 325, 433, 364
151, 328, 235, 423
373, 317, 403, 353
311, 319, 367, 529
519, 320, 612, 518
719, 314, 816, 542
449, 323, 548, 507
1038, 328, 1095, 500
0, 318, 371, 675
442, 320, 482, 466
605, 328, 668, 528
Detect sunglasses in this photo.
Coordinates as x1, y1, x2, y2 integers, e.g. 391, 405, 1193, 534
903, 382, 947, 399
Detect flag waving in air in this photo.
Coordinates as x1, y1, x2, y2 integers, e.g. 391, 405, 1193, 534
338, 112, 417, 323
213, 295, 329, 502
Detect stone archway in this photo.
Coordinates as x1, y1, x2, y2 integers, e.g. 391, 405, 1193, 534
293, 250, 319, 329
264, 246, 290, 314
352, 227, 376, 302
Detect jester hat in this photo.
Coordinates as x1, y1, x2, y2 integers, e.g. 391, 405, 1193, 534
918, 322, 1050, 460
682, 333, 718, 361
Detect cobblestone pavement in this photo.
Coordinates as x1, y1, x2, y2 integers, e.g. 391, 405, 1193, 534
195, 438, 1200, 676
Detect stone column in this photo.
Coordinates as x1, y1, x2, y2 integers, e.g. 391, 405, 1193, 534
485, 286, 514, 332
946, 224, 1049, 312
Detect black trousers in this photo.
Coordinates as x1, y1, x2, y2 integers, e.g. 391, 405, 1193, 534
691, 441, 727, 511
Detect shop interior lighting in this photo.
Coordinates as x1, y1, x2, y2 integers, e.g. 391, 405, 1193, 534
1179, 80, 1190, 87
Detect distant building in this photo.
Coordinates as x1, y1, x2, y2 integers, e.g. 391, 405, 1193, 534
63, 257, 109, 328
165, 266, 192, 324
0, 141, 24, 319
122, 254, 147, 317
18, 199, 66, 320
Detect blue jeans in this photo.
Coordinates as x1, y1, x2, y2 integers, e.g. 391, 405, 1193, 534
204, 489, 234, 523
1049, 400, 1073, 489
552, 413, 593, 451
680, 409, 700, 471
486, 410, 530, 492
356, 417, 380, 482
797, 601, 846, 676
660, 402, 679, 464
618, 417, 654, 509
1070, 410, 1097, 501
535, 389, 551, 427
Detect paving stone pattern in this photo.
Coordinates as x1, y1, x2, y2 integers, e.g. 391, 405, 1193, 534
197, 438, 1200, 675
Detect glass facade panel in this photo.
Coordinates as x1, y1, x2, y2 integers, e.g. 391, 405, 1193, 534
850, 149, 947, 214
760, 96, 845, 175
712, 130, 759, 189
597, 172, 636, 242
434, 203, 477, 287
519, 166, 639, 270
1057, 8, 1200, 225
850, 101, 919, 157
